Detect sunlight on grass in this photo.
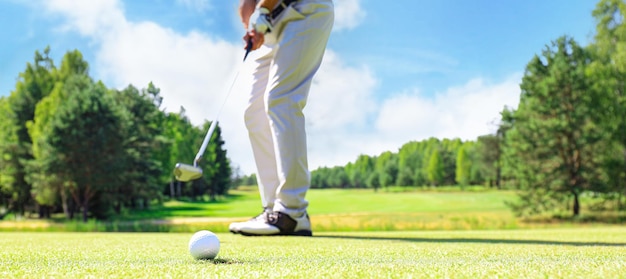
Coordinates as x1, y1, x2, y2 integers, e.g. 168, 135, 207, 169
1, 228, 624, 278
2, 188, 619, 233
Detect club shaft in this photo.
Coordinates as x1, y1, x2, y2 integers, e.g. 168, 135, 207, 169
194, 44, 252, 166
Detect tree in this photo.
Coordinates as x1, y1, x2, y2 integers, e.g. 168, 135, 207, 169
199, 121, 231, 200
162, 109, 199, 199
366, 171, 380, 192
375, 151, 397, 189
46, 75, 127, 222
591, 0, 626, 210
427, 149, 444, 186
109, 83, 165, 212
455, 144, 471, 187
397, 141, 425, 186
0, 97, 19, 219
504, 36, 609, 216
26, 49, 90, 219
381, 159, 399, 189
3, 47, 56, 217
349, 155, 374, 188
440, 139, 462, 185
396, 167, 414, 187
476, 134, 502, 188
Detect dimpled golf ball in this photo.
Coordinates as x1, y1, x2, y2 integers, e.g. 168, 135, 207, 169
188, 230, 220, 260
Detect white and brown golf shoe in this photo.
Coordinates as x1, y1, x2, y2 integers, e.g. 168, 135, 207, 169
229, 211, 312, 236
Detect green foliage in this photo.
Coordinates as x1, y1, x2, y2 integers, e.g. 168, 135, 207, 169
0, 97, 19, 218
2, 47, 57, 216
311, 137, 492, 190
503, 36, 611, 217
455, 144, 471, 186
365, 170, 380, 191
590, 0, 626, 211
427, 149, 444, 186
352, 154, 374, 188
475, 134, 502, 188
375, 151, 397, 188
0, 48, 232, 222
109, 83, 166, 213
46, 75, 128, 222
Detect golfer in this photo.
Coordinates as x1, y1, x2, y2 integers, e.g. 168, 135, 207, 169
229, 0, 334, 236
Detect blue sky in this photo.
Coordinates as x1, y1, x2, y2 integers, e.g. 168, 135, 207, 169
0, 0, 598, 174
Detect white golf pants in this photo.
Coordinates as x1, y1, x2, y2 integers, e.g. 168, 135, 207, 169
244, 0, 334, 216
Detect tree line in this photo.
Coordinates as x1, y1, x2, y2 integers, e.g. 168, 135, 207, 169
307, 137, 498, 191
0, 48, 231, 222
241, 0, 626, 218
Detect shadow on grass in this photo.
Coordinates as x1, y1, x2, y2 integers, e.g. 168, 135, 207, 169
316, 235, 626, 247
195, 257, 243, 265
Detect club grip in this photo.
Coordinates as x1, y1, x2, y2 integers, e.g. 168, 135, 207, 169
244, 37, 253, 61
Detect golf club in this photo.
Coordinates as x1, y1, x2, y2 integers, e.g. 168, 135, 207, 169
174, 40, 253, 182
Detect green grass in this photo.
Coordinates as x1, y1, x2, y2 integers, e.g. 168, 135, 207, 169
307, 187, 516, 214
2, 188, 624, 277
128, 186, 518, 219
2, 187, 623, 232
2, 228, 625, 278
2, 187, 524, 232
5, 187, 622, 232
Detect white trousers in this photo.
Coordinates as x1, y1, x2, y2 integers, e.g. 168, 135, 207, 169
244, 0, 334, 216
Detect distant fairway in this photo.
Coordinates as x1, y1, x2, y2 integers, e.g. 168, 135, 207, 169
128, 187, 517, 217
2, 228, 625, 278
101, 187, 522, 232
3, 187, 622, 232
0, 187, 597, 232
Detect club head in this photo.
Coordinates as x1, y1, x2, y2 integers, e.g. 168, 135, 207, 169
173, 163, 203, 182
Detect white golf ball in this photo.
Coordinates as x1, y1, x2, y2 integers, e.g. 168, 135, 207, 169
188, 230, 220, 260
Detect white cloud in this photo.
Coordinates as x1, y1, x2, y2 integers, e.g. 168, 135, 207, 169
43, 0, 125, 36
333, 0, 366, 31
375, 74, 522, 146
305, 50, 378, 169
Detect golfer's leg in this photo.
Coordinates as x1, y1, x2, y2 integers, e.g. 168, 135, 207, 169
245, 46, 279, 209
268, 0, 334, 216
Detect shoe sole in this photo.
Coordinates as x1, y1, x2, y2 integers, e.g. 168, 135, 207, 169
238, 230, 313, 237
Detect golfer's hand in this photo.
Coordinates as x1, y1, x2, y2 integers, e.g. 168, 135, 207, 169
244, 30, 264, 51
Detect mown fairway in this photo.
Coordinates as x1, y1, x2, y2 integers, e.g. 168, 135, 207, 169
2, 228, 625, 278
129, 187, 517, 218
3, 188, 619, 232
111, 187, 522, 232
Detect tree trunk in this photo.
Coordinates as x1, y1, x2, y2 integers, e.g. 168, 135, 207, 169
621, 151, 626, 211
61, 189, 70, 219
572, 192, 580, 216
82, 200, 89, 223
496, 166, 502, 189
38, 205, 51, 219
